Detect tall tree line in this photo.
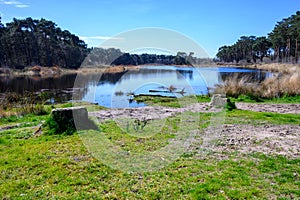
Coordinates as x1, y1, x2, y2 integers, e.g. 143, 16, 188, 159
217, 11, 300, 63
0, 17, 88, 69
0, 17, 211, 68
82, 50, 204, 66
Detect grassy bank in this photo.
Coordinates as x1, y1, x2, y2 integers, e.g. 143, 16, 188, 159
1, 107, 300, 199
0, 93, 299, 199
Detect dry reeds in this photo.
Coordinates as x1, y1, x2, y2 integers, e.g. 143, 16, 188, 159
260, 71, 300, 98
246, 63, 300, 74
215, 69, 300, 99
104, 66, 127, 73
215, 75, 256, 98
0, 92, 48, 118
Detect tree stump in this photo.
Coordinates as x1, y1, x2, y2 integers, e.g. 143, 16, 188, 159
50, 107, 97, 134
209, 94, 227, 108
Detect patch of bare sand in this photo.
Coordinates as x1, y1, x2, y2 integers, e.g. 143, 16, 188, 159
236, 103, 300, 114
89, 103, 220, 122
208, 124, 300, 158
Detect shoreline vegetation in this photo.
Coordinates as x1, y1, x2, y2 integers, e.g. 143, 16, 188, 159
1, 62, 299, 101
0, 62, 299, 77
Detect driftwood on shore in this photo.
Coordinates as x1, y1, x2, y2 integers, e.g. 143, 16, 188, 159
134, 94, 177, 98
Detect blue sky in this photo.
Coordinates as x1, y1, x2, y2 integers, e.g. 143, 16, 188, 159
1, 0, 300, 57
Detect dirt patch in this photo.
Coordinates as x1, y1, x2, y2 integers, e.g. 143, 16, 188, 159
236, 103, 300, 114
209, 124, 300, 158
89, 103, 221, 122
90, 102, 300, 122
89, 103, 300, 158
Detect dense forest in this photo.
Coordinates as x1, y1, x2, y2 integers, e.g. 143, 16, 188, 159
83, 50, 206, 66
0, 17, 208, 69
0, 17, 89, 69
216, 11, 300, 64
110, 52, 213, 66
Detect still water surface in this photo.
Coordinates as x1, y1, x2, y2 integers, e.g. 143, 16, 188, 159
0, 66, 271, 108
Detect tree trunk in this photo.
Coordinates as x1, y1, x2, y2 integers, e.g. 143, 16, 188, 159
296, 38, 298, 63
287, 38, 291, 63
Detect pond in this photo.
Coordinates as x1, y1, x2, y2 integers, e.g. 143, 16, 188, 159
0, 66, 272, 108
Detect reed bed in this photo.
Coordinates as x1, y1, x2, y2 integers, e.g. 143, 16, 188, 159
215, 69, 300, 99
0, 92, 49, 117
245, 63, 300, 74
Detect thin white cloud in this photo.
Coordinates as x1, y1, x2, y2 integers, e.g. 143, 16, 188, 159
80, 36, 123, 40
79, 36, 124, 47
0, 0, 29, 8
15, 4, 29, 7
2, 0, 21, 5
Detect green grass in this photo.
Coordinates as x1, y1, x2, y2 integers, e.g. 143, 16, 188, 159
134, 95, 211, 108
0, 102, 104, 128
70, 101, 108, 111
0, 124, 299, 199
226, 109, 300, 125
135, 94, 300, 107
0, 100, 299, 199
0, 114, 48, 127
96, 118, 178, 153
233, 94, 300, 104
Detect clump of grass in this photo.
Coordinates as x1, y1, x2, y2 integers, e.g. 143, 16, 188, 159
215, 70, 300, 99
215, 75, 256, 98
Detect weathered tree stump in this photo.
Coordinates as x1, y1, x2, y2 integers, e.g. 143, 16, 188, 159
209, 94, 227, 108
50, 107, 97, 134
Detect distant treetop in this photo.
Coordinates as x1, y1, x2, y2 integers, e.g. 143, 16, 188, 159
216, 11, 300, 64
0, 17, 88, 69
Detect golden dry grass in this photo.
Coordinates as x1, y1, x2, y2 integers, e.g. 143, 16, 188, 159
246, 63, 300, 74
216, 68, 300, 98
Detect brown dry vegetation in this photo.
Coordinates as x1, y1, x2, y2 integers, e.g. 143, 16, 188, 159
243, 63, 300, 74
215, 68, 300, 98
0, 92, 48, 117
